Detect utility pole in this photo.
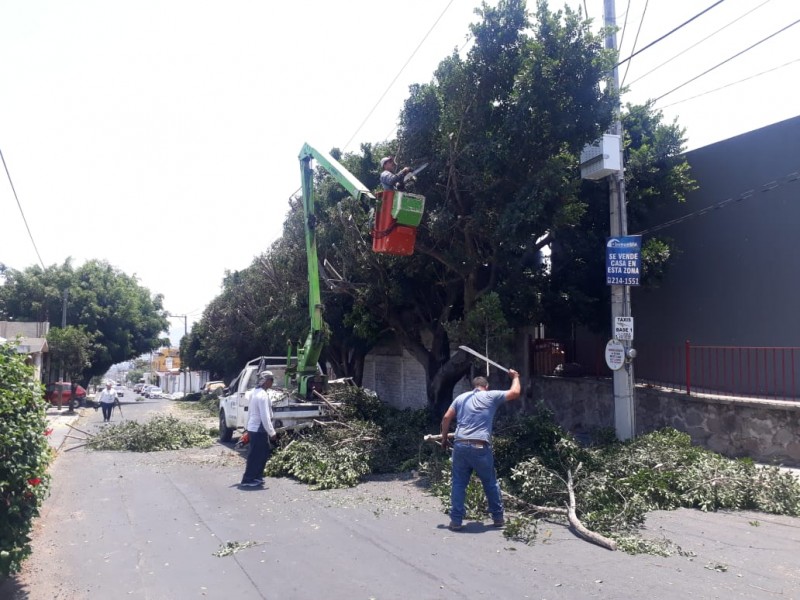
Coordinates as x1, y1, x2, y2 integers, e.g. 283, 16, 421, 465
604, 0, 635, 440
59, 288, 68, 382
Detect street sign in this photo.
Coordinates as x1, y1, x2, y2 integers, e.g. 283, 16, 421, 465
605, 339, 626, 371
606, 235, 642, 286
614, 316, 634, 341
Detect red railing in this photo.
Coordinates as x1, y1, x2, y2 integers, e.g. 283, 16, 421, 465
635, 341, 800, 401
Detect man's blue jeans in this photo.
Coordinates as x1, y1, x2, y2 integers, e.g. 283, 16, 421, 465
449, 441, 503, 526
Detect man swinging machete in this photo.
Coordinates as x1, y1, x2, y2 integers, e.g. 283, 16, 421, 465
440, 348, 521, 531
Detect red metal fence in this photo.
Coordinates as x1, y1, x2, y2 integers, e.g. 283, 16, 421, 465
634, 341, 799, 401
532, 336, 800, 401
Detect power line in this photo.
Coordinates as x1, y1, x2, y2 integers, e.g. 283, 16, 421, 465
652, 17, 800, 103
632, 169, 799, 236
627, 0, 774, 87
381, 32, 474, 144
615, 0, 727, 68
658, 57, 800, 109
342, 0, 457, 152
0, 147, 45, 269
620, 0, 650, 88
617, 0, 633, 60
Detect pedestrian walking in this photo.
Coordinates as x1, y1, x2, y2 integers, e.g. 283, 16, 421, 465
97, 381, 117, 422
240, 371, 277, 488
440, 368, 521, 530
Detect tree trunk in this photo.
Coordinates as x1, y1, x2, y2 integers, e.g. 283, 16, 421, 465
428, 350, 472, 418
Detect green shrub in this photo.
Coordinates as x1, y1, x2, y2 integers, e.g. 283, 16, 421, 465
0, 342, 52, 578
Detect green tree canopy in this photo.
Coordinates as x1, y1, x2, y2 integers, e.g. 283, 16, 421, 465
0, 259, 169, 383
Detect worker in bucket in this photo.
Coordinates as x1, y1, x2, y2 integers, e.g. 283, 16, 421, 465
440, 368, 521, 531
239, 371, 278, 488
379, 156, 412, 191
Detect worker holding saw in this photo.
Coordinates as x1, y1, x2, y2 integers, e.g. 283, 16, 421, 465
379, 156, 412, 191
440, 367, 521, 531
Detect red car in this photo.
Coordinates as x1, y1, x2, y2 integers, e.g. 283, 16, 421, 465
44, 382, 87, 408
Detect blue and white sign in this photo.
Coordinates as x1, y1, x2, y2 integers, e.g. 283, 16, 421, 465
606, 236, 642, 286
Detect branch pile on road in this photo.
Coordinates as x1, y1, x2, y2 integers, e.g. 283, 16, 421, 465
87, 415, 215, 452
265, 386, 431, 490
421, 410, 800, 553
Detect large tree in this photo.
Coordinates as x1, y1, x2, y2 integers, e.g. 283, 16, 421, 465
0, 259, 168, 383
316, 0, 618, 414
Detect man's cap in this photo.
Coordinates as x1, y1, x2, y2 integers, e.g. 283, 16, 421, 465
257, 370, 274, 384
380, 156, 394, 168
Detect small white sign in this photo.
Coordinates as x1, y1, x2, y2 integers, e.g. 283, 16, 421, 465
614, 316, 634, 341
605, 339, 626, 371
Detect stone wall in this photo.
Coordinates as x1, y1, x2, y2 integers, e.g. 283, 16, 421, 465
528, 376, 800, 467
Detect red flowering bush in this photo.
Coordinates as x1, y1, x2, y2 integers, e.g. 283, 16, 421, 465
0, 342, 51, 579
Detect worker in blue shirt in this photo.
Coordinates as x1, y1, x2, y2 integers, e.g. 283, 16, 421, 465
440, 368, 521, 531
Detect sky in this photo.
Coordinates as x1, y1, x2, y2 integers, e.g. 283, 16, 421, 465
2, 0, 798, 345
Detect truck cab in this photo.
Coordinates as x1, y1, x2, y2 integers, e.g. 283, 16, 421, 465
217, 357, 328, 443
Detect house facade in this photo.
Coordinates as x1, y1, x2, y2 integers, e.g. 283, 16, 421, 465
0, 320, 49, 381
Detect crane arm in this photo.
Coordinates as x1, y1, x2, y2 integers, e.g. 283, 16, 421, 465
292, 143, 375, 398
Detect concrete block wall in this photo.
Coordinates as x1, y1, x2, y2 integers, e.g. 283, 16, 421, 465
363, 350, 471, 410
363, 350, 429, 410
528, 377, 800, 467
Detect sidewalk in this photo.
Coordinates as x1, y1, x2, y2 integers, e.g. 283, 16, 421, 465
44, 405, 86, 452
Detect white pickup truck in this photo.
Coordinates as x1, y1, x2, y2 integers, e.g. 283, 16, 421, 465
217, 356, 328, 442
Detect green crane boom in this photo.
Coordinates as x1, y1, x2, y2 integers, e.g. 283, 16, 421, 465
289, 143, 376, 398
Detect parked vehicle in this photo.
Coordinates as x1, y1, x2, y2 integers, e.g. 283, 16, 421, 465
44, 382, 86, 408
147, 387, 164, 399
217, 357, 328, 443
133, 383, 144, 394
201, 380, 225, 395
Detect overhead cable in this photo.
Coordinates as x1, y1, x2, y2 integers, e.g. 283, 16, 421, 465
342, 0, 457, 152
627, 0, 774, 87
0, 148, 45, 269
632, 169, 799, 236
659, 57, 800, 109
615, 0, 727, 68
621, 0, 650, 87
617, 0, 633, 59
652, 17, 800, 103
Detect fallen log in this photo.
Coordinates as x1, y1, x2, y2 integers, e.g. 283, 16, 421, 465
566, 466, 617, 551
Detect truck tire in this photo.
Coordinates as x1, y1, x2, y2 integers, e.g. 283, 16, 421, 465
219, 410, 233, 443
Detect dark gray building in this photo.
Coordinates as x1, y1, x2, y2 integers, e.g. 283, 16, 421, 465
631, 115, 800, 397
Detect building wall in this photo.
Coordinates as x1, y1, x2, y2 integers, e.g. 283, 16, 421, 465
528, 376, 800, 466
363, 347, 473, 410
632, 115, 800, 363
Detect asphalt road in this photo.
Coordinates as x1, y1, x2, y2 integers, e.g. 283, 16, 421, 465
2, 396, 799, 599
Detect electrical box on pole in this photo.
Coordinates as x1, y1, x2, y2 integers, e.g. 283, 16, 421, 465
579, 134, 621, 180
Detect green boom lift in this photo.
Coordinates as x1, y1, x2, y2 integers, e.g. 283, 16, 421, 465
285, 144, 425, 399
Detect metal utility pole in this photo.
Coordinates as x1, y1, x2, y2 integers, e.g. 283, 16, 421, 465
604, 0, 635, 440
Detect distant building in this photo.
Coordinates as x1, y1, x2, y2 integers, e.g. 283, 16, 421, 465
0, 321, 49, 381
